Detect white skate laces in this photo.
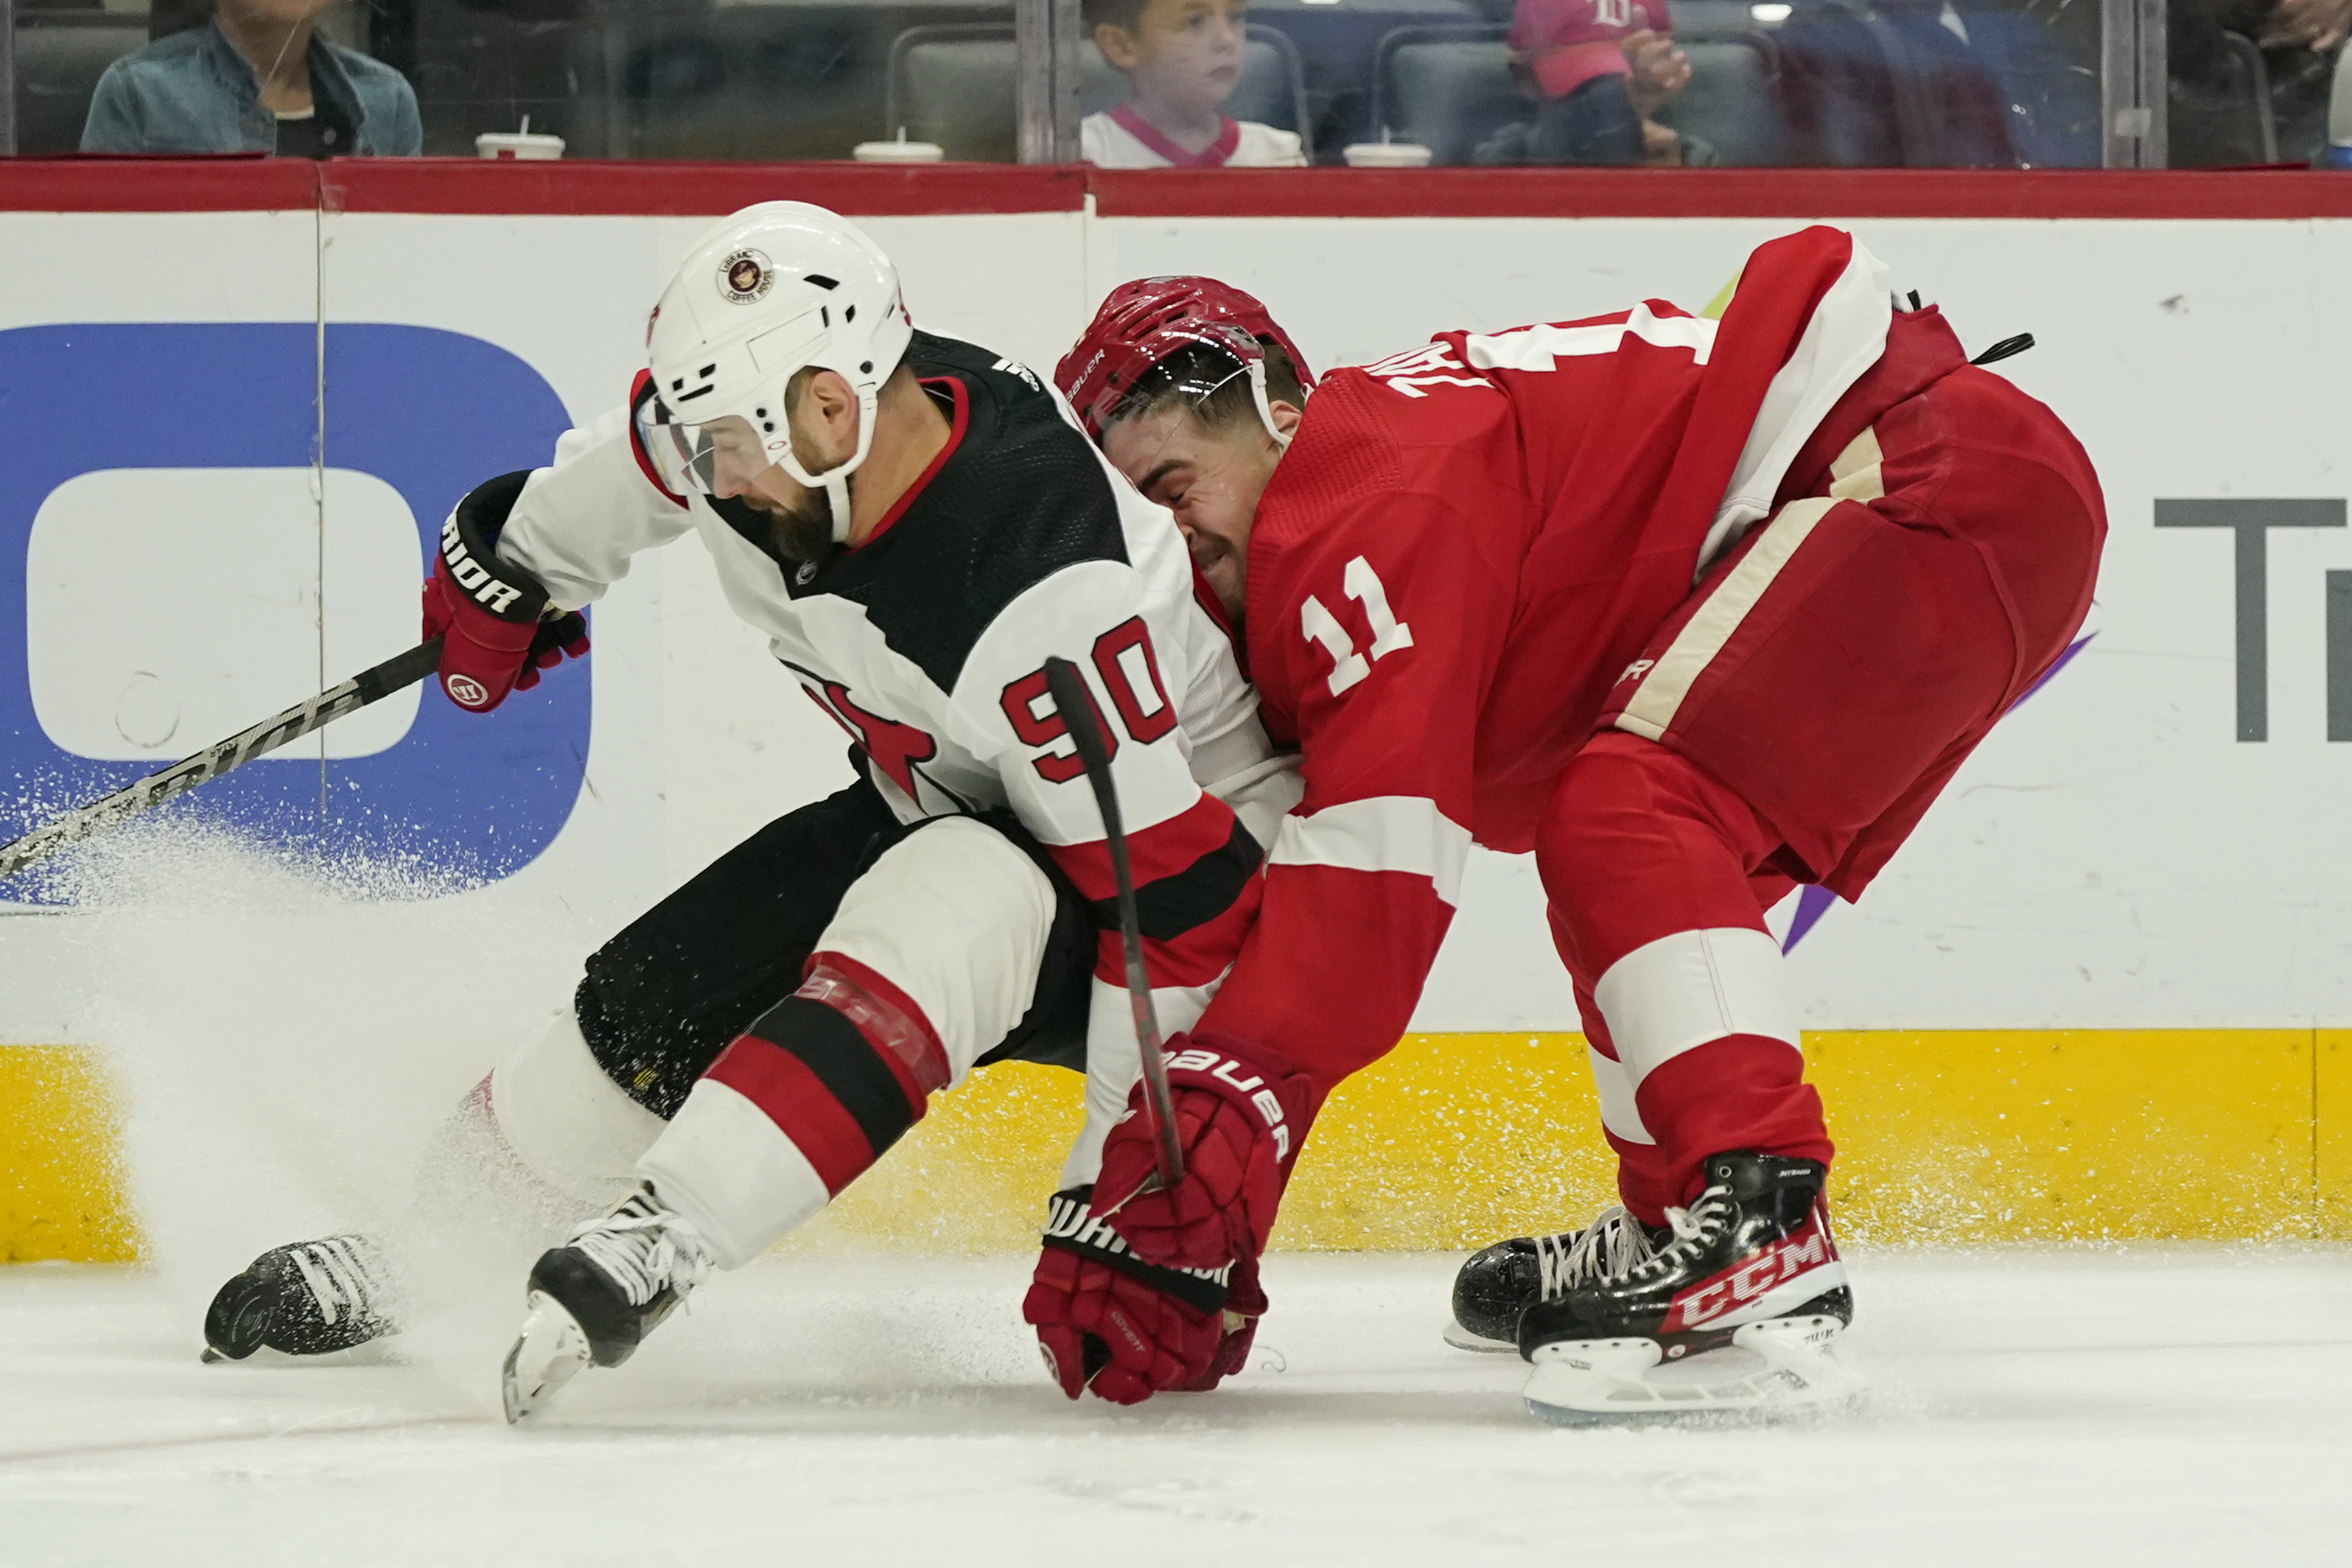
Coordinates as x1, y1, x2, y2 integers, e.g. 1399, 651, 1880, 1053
287, 1235, 392, 1326
566, 1189, 712, 1310
1533, 1206, 1660, 1298
1611, 1190, 1733, 1287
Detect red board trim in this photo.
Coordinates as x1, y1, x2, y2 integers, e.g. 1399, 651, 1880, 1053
7, 158, 2352, 221
1085, 167, 2352, 220
0, 155, 317, 213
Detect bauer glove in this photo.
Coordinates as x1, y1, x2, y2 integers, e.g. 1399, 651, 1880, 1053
1094, 1031, 1319, 1273
1023, 1186, 1265, 1404
421, 469, 589, 713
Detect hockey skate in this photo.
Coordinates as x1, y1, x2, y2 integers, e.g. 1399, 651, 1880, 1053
202, 1234, 399, 1362
1445, 1207, 1667, 1352
1516, 1152, 1863, 1426
501, 1183, 710, 1423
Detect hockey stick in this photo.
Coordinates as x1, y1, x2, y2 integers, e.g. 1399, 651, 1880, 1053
0, 637, 446, 881
1043, 657, 1186, 1191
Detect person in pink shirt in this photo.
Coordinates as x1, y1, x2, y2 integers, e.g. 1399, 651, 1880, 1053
1504, 0, 1695, 164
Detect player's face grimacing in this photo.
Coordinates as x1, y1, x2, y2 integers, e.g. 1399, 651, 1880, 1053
1102, 396, 1299, 621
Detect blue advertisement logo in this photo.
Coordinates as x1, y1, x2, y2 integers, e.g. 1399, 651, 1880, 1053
0, 323, 590, 895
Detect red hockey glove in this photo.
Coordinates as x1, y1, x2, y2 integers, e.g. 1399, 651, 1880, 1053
1095, 1032, 1319, 1273
421, 470, 589, 714
1023, 1187, 1266, 1405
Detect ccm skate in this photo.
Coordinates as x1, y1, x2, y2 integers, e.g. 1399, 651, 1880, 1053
203, 1234, 398, 1362
1516, 1152, 1863, 1425
501, 1182, 710, 1422
1446, 1207, 1668, 1351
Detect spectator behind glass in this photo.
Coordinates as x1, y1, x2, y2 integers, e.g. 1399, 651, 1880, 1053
1483, 0, 1706, 166
1081, 0, 1306, 168
82, 0, 422, 156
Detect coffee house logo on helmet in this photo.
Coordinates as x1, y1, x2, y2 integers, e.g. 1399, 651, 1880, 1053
721, 250, 773, 304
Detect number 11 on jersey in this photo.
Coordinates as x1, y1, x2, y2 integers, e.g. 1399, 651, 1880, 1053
1301, 556, 1414, 696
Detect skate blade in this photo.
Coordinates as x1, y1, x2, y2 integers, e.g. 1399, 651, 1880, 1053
1441, 1320, 1519, 1354
502, 1289, 593, 1425
1521, 1315, 1867, 1428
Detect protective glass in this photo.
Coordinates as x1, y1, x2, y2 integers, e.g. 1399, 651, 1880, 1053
633, 402, 777, 498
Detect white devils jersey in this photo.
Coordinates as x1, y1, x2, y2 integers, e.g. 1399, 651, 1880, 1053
494, 330, 1298, 1179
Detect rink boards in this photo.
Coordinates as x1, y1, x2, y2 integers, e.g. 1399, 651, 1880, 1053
4, 164, 2352, 1255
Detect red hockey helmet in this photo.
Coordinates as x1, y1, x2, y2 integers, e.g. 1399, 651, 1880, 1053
1053, 276, 1316, 447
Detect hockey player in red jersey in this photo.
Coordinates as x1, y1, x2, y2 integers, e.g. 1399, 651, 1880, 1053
1055, 229, 2105, 1421
198, 203, 1303, 1418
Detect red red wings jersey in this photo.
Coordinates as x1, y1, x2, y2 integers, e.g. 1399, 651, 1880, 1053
1509, 0, 1674, 98
1195, 226, 1899, 1090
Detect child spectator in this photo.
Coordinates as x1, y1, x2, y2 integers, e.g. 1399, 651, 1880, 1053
82, 0, 421, 157
1504, 0, 1690, 164
1081, 0, 1306, 168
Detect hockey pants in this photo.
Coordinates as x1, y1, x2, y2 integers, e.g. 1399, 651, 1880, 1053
1552, 365, 2105, 1219
477, 779, 1096, 1268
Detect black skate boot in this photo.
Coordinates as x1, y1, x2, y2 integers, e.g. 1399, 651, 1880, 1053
500, 1182, 712, 1423
1516, 1151, 1862, 1424
202, 1234, 398, 1362
1446, 1207, 1670, 1352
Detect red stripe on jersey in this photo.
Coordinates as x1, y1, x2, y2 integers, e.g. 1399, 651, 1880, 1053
1093, 876, 1267, 989
703, 1035, 880, 1197
802, 951, 952, 1096
1049, 791, 1240, 902
855, 376, 969, 551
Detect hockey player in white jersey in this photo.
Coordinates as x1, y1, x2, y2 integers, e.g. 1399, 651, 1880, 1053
199, 203, 1299, 1420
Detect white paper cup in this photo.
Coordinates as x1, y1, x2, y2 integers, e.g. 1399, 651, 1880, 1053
1342, 141, 1434, 168
476, 132, 566, 161
854, 139, 946, 164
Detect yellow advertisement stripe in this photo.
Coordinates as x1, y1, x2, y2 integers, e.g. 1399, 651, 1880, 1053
4, 1030, 2339, 1261
0, 1045, 136, 1263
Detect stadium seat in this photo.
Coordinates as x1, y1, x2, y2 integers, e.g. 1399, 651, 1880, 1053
10, 13, 150, 154
1658, 38, 1784, 164
1368, 24, 1784, 166
2218, 31, 2280, 164
883, 22, 1312, 163
1365, 27, 1516, 164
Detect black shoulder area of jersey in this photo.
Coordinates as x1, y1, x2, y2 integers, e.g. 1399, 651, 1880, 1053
799, 330, 1130, 693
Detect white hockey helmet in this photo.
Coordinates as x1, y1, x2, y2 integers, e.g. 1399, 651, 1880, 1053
635, 201, 915, 542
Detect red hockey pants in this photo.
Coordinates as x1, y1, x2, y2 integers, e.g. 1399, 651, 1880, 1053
1543, 364, 2105, 1219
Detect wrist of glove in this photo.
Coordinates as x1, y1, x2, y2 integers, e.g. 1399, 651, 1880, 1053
1094, 1031, 1320, 1272
1021, 1186, 1265, 1405
421, 469, 589, 713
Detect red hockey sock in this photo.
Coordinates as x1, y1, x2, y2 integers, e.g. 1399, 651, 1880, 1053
1540, 732, 1833, 1213
701, 958, 942, 1197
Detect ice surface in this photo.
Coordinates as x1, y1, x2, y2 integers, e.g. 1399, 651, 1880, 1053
3, 1247, 2349, 1568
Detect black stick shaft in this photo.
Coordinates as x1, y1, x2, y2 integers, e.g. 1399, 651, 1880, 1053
1042, 657, 1184, 1190
0, 637, 446, 881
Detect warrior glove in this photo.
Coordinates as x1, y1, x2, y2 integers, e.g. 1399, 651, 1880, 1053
421, 470, 589, 713
1023, 1186, 1265, 1405
1095, 1031, 1319, 1273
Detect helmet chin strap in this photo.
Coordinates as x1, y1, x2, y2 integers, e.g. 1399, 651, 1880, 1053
1247, 359, 1295, 450
777, 383, 881, 545
822, 472, 854, 543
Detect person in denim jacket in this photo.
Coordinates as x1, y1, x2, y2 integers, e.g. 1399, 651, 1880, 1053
81, 0, 421, 157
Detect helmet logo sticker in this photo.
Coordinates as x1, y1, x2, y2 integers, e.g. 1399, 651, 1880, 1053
721, 250, 774, 304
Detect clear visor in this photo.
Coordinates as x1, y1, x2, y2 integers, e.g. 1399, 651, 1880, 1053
1097, 354, 1291, 483
633, 402, 782, 498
